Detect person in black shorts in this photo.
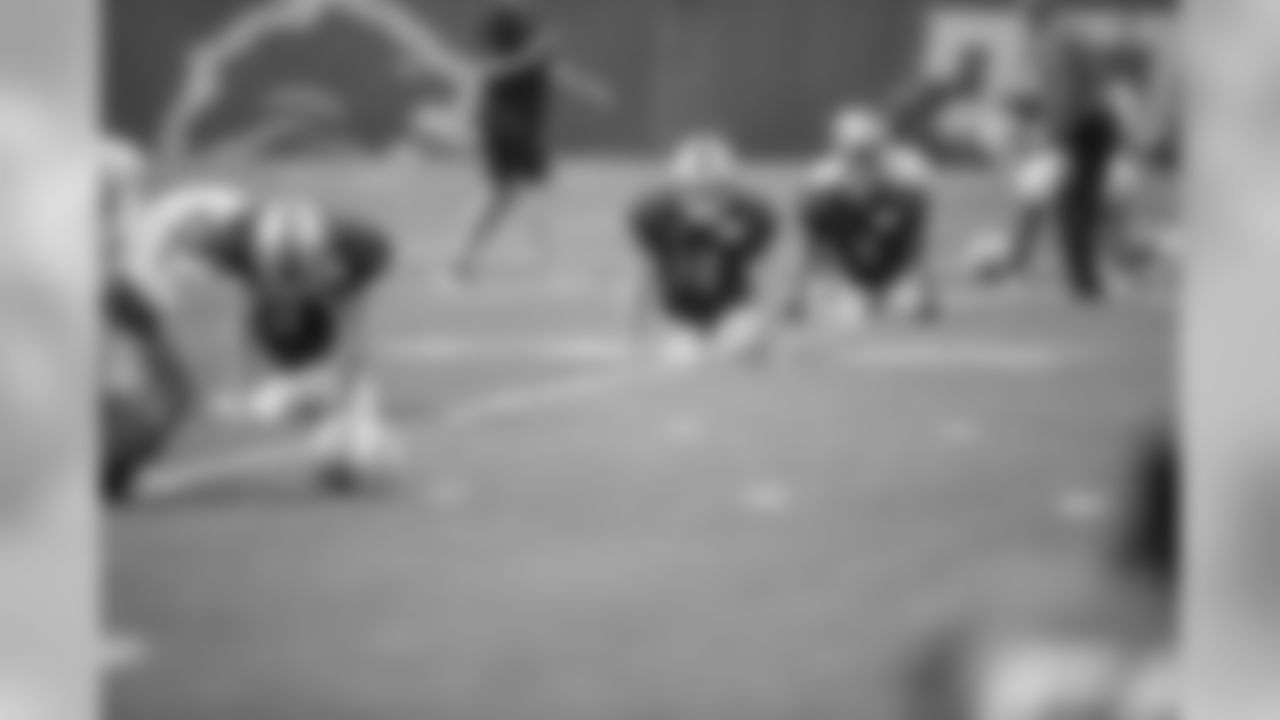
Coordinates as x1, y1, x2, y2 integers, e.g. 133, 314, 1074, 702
452, 0, 610, 281
630, 136, 776, 367
195, 199, 400, 492
790, 109, 933, 328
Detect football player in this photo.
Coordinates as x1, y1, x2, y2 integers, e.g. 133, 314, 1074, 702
789, 107, 936, 329
194, 196, 401, 492
629, 135, 776, 368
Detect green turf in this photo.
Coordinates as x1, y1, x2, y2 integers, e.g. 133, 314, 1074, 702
108, 160, 1172, 720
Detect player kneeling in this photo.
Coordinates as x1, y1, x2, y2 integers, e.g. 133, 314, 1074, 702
100, 140, 200, 505
792, 108, 935, 328
630, 136, 776, 368
196, 199, 401, 493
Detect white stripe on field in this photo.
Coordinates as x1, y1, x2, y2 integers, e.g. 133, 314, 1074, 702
378, 335, 630, 365
847, 342, 1071, 372
145, 364, 685, 497
143, 442, 304, 500
434, 365, 679, 430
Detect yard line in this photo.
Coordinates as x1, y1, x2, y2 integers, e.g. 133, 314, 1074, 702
433, 364, 684, 430
378, 334, 629, 365
142, 442, 304, 500
144, 364, 687, 499
847, 341, 1072, 373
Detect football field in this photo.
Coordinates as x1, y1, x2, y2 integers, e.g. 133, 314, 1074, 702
108, 159, 1172, 720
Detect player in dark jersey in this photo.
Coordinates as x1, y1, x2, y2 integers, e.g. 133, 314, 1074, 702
900, 423, 1176, 719
630, 136, 776, 368
789, 108, 936, 329
451, 1, 611, 281
196, 199, 401, 492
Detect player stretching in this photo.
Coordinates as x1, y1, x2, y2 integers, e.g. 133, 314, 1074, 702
450, 0, 610, 282
629, 136, 776, 369
789, 108, 934, 329
197, 198, 401, 493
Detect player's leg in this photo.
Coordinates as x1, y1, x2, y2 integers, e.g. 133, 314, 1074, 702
453, 175, 521, 280
302, 299, 401, 492
712, 301, 771, 364
987, 147, 1062, 283
649, 295, 721, 370
1056, 113, 1118, 304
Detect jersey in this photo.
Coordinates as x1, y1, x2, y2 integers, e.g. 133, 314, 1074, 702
199, 214, 391, 369
632, 185, 774, 328
801, 167, 926, 293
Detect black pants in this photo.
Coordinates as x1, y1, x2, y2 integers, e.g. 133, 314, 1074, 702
1056, 110, 1120, 302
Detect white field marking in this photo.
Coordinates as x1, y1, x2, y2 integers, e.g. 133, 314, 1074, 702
142, 442, 305, 500
145, 364, 688, 498
741, 480, 794, 516
665, 415, 708, 445
940, 418, 985, 449
422, 480, 469, 510
104, 633, 150, 674
378, 334, 631, 366
432, 364, 682, 430
1058, 487, 1112, 526
849, 341, 1070, 373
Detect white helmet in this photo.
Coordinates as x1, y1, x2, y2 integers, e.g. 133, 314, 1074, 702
254, 198, 328, 257
830, 106, 886, 153
669, 133, 738, 186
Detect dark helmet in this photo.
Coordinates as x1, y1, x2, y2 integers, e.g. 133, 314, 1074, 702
482, 1, 537, 54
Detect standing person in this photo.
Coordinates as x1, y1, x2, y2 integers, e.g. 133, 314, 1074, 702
1029, 0, 1122, 303
451, 0, 611, 282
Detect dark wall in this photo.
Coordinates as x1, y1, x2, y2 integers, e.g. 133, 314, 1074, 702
102, 0, 954, 156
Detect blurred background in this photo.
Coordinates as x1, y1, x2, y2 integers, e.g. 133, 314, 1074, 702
103, 1, 1184, 719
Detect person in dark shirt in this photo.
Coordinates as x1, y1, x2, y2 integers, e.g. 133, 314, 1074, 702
630, 136, 776, 368
1027, 0, 1123, 303
900, 423, 1177, 720
789, 108, 935, 328
452, 0, 611, 281
195, 198, 400, 492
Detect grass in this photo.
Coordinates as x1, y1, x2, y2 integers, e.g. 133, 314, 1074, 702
108, 159, 1172, 720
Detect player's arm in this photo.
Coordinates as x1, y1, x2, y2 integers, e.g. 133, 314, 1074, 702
626, 193, 669, 347
332, 222, 396, 381
554, 58, 613, 110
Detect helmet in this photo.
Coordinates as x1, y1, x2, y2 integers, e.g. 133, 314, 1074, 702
669, 133, 738, 186
254, 198, 327, 258
830, 106, 886, 154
